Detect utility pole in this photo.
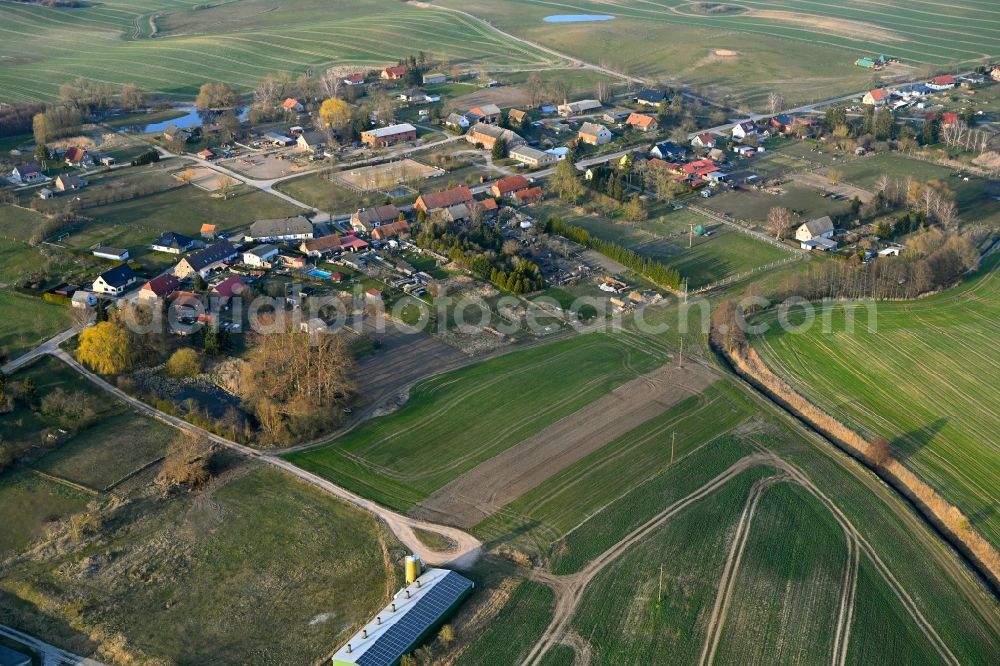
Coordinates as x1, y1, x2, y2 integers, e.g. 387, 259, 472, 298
688, 224, 693, 248
678, 337, 684, 368
684, 278, 689, 304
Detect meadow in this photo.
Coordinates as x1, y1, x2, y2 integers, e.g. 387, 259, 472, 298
753, 257, 1000, 547
0, 360, 400, 665
0, 290, 68, 360
0, 0, 563, 103
447, 0, 1000, 110
455, 579, 555, 666
288, 332, 664, 510
538, 202, 792, 288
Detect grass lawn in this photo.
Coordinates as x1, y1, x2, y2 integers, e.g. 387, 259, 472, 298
0, 290, 68, 360
702, 184, 851, 225
32, 411, 173, 490
538, 202, 793, 288
0, 461, 400, 665
0, 469, 90, 558
274, 172, 389, 214
60, 175, 301, 268
288, 333, 664, 510
837, 154, 1000, 226
752, 258, 1000, 547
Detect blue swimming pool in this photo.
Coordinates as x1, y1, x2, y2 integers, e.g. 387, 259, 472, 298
307, 269, 332, 279
543, 14, 615, 23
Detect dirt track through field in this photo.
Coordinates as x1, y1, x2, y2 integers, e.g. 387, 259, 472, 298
413, 363, 714, 527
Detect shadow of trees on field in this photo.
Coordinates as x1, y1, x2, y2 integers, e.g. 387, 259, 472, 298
891, 417, 949, 462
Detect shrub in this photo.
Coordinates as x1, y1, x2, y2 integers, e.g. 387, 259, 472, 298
166, 348, 201, 378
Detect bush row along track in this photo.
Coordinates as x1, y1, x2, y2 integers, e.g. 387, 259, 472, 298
521, 450, 960, 666
46, 348, 482, 568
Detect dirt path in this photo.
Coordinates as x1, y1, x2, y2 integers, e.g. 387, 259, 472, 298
49, 349, 483, 569
414, 363, 715, 527
521, 446, 957, 666
522, 452, 782, 665
699, 475, 787, 666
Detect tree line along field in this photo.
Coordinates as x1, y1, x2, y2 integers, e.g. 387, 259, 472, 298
0, 356, 401, 665
752, 257, 1000, 549
0, 0, 564, 103
444, 0, 1000, 110
287, 332, 665, 510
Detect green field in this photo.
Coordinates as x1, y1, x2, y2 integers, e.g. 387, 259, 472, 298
288, 333, 664, 510
753, 258, 1000, 546
446, 0, 1000, 110
538, 203, 792, 288
0, 0, 564, 103
455, 579, 555, 666
836, 154, 1000, 226
0, 290, 68, 360
0, 469, 90, 558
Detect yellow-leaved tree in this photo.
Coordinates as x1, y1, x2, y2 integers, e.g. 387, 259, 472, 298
318, 97, 351, 139
76, 321, 132, 374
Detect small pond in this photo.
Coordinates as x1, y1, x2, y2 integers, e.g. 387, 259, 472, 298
543, 14, 615, 23
123, 105, 249, 134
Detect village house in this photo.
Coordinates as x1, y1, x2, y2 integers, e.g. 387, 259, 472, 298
558, 99, 602, 116
299, 234, 369, 257
795, 216, 837, 250
626, 113, 658, 132
282, 98, 304, 113
92, 264, 138, 296
361, 123, 417, 147
200, 223, 218, 240
296, 130, 325, 152
650, 141, 691, 161
491, 174, 530, 199
242, 244, 279, 267
465, 123, 525, 150
152, 231, 197, 254
636, 89, 668, 107
423, 72, 447, 85
352, 205, 402, 233
138, 273, 180, 303
445, 113, 470, 130
72, 290, 97, 308
862, 88, 890, 106
12, 163, 44, 184
731, 121, 758, 141
578, 122, 613, 146
211, 275, 247, 305
37, 187, 54, 200
510, 145, 558, 168
399, 89, 426, 103
163, 124, 192, 143
770, 114, 794, 132
692, 133, 716, 149
513, 186, 543, 205
415, 185, 473, 214
247, 216, 314, 242
263, 131, 295, 146
371, 220, 410, 241
173, 240, 239, 278
507, 109, 528, 126
471, 197, 498, 223
92, 244, 129, 261
344, 72, 366, 86
54, 174, 85, 192
927, 74, 956, 91
381, 65, 407, 80
467, 104, 502, 124
197, 149, 215, 160
63, 146, 91, 167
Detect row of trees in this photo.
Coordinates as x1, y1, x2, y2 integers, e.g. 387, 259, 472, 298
58, 77, 146, 115
546, 217, 682, 291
